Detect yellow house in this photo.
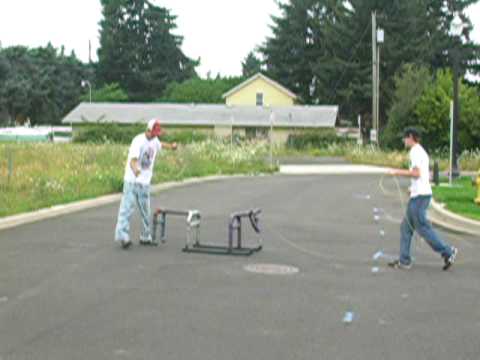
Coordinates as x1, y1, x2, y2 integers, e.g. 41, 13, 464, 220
222, 73, 297, 107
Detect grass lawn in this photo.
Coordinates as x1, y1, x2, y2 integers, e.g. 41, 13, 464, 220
432, 177, 480, 221
0, 140, 273, 218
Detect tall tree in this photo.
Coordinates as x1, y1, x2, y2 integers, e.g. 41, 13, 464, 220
97, 0, 198, 101
261, 0, 480, 125
0, 44, 90, 125
242, 51, 263, 77
261, 0, 331, 104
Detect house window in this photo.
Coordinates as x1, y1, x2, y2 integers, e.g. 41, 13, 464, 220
256, 93, 264, 106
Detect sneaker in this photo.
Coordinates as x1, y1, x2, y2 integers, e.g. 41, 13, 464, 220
139, 240, 158, 247
388, 259, 412, 270
120, 240, 132, 249
443, 247, 458, 271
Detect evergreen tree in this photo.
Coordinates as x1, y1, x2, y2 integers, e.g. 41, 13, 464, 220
242, 51, 263, 77
261, 0, 480, 126
261, 0, 332, 104
97, 0, 198, 101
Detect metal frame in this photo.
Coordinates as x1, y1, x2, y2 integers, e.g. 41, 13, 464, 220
153, 209, 201, 246
183, 208, 262, 256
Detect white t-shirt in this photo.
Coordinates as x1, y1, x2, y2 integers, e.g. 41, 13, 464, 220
124, 134, 162, 185
409, 143, 432, 198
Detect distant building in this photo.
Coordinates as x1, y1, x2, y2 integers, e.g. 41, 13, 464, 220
62, 103, 338, 144
222, 73, 296, 107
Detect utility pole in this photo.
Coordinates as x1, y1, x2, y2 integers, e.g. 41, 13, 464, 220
376, 28, 384, 144
452, 53, 460, 178
371, 11, 377, 143
371, 11, 384, 145
88, 40, 92, 64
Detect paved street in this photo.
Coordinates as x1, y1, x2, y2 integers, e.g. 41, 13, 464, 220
1, 174, 479, 360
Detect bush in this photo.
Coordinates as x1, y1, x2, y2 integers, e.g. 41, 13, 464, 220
73, 123, 145, 144
161, 130, 208, 144
74, 123, 209, 145
415, 69, 480, 152
159, 76, 245, 104
286, 129, 353, 150
383, 64, 432, 149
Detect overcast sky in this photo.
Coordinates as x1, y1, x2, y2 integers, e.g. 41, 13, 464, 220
0, 0, 479, 78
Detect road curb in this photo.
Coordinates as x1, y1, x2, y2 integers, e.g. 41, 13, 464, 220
279, 164, 391, 175
0, 174, 249, 232
2, 169, 478, 237
429, 199, 480, 237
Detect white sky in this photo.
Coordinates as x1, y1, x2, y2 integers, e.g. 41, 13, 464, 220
0, 0, 479, 78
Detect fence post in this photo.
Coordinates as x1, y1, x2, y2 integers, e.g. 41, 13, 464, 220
7, 147, 13, 186
433, 160, 439, 186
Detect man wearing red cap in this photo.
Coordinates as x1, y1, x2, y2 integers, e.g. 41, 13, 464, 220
115, 118, 177, 249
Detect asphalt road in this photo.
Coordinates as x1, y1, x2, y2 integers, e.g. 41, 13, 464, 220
1, 174, 479, 360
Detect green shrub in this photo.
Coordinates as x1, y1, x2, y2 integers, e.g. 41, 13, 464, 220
160, 130, 208, 144
74, 123, 209, 145
286, 129, 353, 150
73, 123, 145, 144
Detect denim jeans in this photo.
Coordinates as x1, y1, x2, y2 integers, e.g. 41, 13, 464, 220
400, 195, 453, 265
115, 182, 152, 243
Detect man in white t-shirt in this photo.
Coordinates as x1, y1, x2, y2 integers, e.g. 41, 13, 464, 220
115, 119, 177, 249
388, 128, 458, 270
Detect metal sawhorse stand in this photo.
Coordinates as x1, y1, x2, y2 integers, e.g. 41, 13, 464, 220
153, 209, 201, 246
183, 208, 262, 256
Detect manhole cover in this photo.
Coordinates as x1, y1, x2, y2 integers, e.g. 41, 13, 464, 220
244, 264, 299, 275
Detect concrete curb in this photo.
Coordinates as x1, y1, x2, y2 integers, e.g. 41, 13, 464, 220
429, 199, 480, 237
0, 174, 249, 232
2, 168, 477, 237
278, 164, 479, 237
279, 164, 391, 175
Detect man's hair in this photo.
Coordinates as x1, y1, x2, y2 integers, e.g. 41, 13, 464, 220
403, 127, 421, 142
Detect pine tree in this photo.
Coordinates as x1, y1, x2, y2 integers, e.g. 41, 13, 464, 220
97, 0, 198, 101
261, 0, 334, 104
242, 51, 263, 77
260, 0, 480, 125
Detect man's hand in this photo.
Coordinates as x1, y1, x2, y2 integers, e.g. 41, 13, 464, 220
163, 142, 177, 150
130, 158, 141, 177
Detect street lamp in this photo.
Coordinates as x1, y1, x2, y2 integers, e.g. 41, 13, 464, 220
81, 80, 92, 103
450, 13, 464, 178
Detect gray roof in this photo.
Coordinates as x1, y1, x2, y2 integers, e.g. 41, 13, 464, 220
62, 103, 338, 128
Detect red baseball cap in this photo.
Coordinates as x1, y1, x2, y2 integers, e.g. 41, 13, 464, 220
147, 118, 162, 136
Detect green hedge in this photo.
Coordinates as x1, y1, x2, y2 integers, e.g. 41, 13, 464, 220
286, 129, 353, 149
73, 123, 208, 144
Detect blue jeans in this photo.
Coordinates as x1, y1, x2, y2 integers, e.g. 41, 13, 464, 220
399, 195, 453, 265
115, 182, 152, 243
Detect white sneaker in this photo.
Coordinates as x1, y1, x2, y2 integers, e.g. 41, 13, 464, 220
388, 259, 412, 270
